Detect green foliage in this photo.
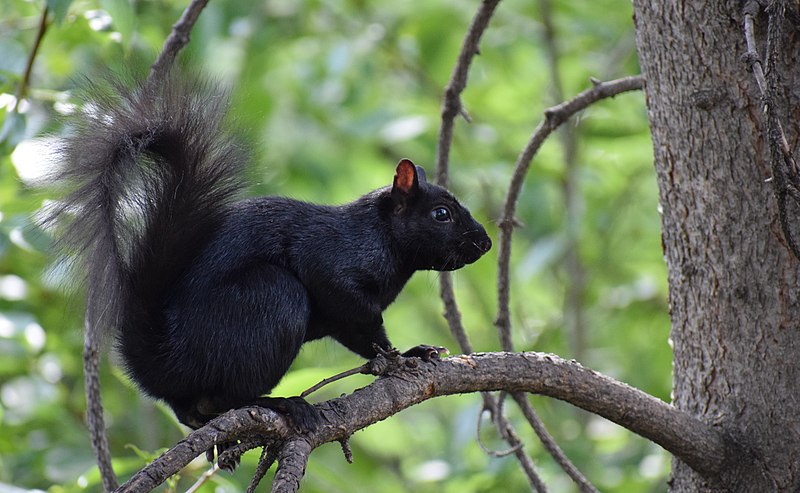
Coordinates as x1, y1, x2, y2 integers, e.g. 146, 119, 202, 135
0, 0, 668, 491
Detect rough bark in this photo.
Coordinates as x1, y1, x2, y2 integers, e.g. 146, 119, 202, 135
632, 2, 800, 491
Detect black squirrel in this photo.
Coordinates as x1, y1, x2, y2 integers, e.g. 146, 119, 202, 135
52, 73, 491, 430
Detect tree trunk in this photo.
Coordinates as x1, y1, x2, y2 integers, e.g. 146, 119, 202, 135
632, 1, 800, 491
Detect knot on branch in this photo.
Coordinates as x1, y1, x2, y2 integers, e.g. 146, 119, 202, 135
742, 0, 762, 18
740, 50, 760, 71
497, 216, 523, 232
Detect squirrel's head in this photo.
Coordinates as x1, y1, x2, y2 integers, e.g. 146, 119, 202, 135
389, 159, 491, 271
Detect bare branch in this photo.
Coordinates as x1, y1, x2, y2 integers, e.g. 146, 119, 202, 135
434, 0, 498, 357
495, 75, 644, 351
491, 80, 645, 492
435, 0, 502, 185
485, 401, 548, 492
246, 443, 280, 493
84, 314, 117, 491
185, 464, 219, 493
431, 2, 548, 489
476, 406, 522, 457
116, 351, 737, 492
301, 364, 368, 398
514, 3, 598, 491
148, 0, 210, 84
438, 276, 475, 353
13, 5, 49, 113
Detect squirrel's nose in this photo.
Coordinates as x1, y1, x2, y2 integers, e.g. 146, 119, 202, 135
478, 236, 492, 253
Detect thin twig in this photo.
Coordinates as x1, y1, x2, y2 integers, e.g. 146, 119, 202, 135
148, 0, 210, 84
495, 75, 644, 352
339, 438, 354, 464
13, 5, 49, 113
431, 1, 549, 490
434, 0, 499, 353
436, 0, 545, 492
185, 463, 220, 493
434, 0, 497, 361
476, 405, 523, 457
435, 0, 502, 185
495, 412, 548, 492
492, 78, 642, 493
301, 364, 368, 398
439, 277, 474, 353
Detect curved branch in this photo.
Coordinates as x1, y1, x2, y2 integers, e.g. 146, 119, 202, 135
495, 75, 644, 347
117, 351, 735, 492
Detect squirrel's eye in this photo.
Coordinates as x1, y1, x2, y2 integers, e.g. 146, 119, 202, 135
431, 206, 452, 222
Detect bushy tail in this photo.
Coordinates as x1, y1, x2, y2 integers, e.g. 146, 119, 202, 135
51, 72, 247, 342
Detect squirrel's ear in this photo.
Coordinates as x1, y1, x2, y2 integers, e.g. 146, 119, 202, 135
392, 159, 420, 206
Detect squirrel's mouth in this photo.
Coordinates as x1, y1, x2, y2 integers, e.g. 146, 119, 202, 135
431, 238, 492, 271
434, 260, 467, 271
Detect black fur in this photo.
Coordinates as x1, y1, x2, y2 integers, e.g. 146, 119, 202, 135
52, 73, 491, 429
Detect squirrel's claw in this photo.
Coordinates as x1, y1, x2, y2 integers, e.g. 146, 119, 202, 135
402, 344, 449, 361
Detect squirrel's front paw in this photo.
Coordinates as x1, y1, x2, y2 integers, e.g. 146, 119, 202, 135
401, 344, 449, 361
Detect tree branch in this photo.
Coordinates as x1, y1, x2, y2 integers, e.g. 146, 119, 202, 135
116, 351, 736, 492
148, 0, 210, 84
117, 406, 293, 492
431, 2, 550, 490
435, 0, 501, 185
271, 438, 312, 493
481, 399, 548, 492
13, 5, 49, 113
84, 310, 117, 491
495, 75, 644, 350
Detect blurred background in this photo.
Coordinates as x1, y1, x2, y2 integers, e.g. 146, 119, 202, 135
0, 0, 669, 491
